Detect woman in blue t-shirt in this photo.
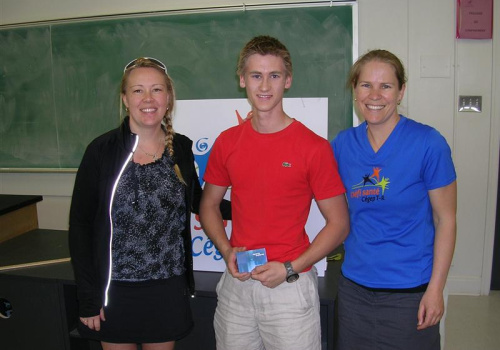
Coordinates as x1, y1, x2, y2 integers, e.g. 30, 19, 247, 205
331, 49, 457, 350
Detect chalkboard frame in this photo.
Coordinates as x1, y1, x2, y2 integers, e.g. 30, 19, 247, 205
0, 2, 355, 171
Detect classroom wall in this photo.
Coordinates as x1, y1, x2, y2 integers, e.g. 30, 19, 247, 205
1, 0, 498, 296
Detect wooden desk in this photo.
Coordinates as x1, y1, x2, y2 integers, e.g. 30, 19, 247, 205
0, 229, 72, 350
0, 229, 69, 271
0, 195, 43, 243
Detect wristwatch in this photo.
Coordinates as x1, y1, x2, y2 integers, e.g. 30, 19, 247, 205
284, 261, 299, 283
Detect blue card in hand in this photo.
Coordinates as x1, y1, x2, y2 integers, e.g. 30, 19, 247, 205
236, 248, 268, 273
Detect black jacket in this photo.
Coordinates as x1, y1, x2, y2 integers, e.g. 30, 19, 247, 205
69, 117, 230, 317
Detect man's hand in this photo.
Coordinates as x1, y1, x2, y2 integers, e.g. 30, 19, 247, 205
225, 246, 251, 281
251, 261, 288, 288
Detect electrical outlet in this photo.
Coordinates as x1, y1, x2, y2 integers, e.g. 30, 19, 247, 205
458, 96, 482, 112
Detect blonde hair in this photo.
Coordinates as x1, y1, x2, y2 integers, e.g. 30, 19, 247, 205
121, 57, 186, 185
348, 49, 407, 90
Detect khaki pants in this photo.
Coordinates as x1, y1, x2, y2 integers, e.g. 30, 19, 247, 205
213, 267, 321, 350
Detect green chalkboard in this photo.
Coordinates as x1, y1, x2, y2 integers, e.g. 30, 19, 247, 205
0, 6, 353, 169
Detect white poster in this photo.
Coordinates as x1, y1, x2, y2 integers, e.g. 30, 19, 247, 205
174, 98, 329, 276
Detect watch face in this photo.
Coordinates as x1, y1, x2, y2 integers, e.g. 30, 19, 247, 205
286, 273, 299, 283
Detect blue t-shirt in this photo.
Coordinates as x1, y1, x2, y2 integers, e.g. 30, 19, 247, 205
331, 116, 456, 289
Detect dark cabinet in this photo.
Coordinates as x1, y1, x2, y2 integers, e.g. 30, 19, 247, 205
0, 275, 68, 350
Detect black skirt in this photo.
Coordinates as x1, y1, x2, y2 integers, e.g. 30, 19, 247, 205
78, 274, 193, 344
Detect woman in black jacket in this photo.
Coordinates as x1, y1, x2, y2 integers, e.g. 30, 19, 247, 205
69, 57, 230, 350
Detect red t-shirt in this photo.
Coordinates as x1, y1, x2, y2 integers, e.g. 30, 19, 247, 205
204, 120, 345, 264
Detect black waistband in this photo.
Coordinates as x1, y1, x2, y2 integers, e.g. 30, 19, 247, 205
111, 274, 185, 287
342, 273, 429, 293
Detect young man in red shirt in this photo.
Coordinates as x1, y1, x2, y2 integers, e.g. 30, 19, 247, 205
200, 35, 349, 350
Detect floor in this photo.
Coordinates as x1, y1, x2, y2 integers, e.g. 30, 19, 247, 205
444, 290, 500, 350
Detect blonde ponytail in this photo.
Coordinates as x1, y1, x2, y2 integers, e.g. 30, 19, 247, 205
164, 116, 186, 185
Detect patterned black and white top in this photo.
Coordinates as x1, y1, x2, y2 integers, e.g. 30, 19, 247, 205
111, 152, 186, 281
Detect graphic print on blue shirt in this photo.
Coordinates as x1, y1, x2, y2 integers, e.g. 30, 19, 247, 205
350, 167, 389, 203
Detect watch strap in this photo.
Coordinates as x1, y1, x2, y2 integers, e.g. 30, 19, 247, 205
284, 261, 299, 283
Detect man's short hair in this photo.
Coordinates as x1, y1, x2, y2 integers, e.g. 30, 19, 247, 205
237, 35, 293, 77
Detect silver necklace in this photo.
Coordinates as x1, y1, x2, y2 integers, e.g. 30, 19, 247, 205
138, 142, 163, 160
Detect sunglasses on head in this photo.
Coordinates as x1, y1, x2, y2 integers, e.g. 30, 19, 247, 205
123, 57, 168, 74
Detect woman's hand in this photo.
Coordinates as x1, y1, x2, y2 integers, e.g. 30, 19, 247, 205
80, 308, 106, 331
417, 288, 444, 330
